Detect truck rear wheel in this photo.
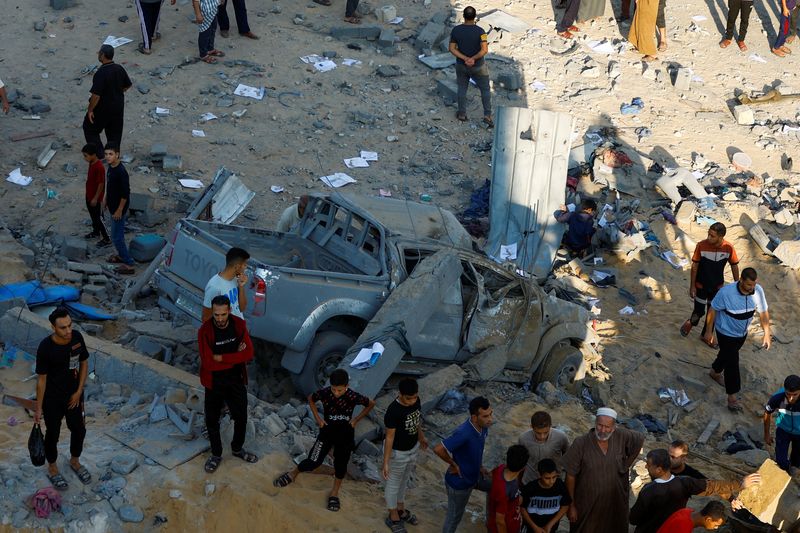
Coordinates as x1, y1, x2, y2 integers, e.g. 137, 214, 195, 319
533, 342, 585, 394
291, 331, 354, 396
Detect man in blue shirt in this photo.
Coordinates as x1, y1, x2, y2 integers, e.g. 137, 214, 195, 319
764, 375, 800, 473
705, 267, 771, 412
434, 396, 493, 533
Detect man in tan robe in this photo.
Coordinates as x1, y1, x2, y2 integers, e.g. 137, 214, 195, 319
563, 407, 644, 533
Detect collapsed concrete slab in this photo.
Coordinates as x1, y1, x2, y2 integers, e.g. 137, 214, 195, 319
737, 459, 793, 525
417, 364, 465, 413
773, 240, 800, 269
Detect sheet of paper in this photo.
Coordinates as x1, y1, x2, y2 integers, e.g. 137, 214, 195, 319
749, 53, 767, 63
200, 112, 217, 122
567, 203, 576, 212
587, 40, 615, 54
300, 54, 325, 64
6, 168, 32, 187
178, 178, 204, 189
691, 15, 707, 21
344, 157, 370, 169
388, 16, 404, 24
379, 189, 392, 197
313, 60, 337, 72
102, 36, 133, 48
270, 185, 284, 193
342, 58, 362, 66
350, 342, 384, 369
233, 84, 265, 100
619, 305, 635, 315
530, 80, 547, 92
500, 243, 517, 260
360, 151, 378, 161
191, 129, 205, 137
155, 107, 170, 115
320, 173, 356, 188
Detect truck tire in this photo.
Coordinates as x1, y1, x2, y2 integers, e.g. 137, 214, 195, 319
292, 331, 354, 396
533, 343, 585, 394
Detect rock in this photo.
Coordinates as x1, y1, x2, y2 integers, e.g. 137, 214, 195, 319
109, 495, 124, 511
118, 15, 129, 22
264, 413, 287, 436
68, 261, 103, 274
111, 454, 139, 475
169, 489, 182, 499
355, 439, 381, 457
734, 104, 754, 125
377, 5, 397, 22
205, 483, 215, 496
417, 364, 465, 413
774, 208, 794, 227
134, 336, 164, 358
536, 381, 572, 407
774, 240, 800, 269
674, 67, 692, 91
34, 21, 46, 31
436, 78, 458, 104
102, 383, 122, 398
322, 50, 337, 58
277, 403, 297, 419
581, 66, 601, 78
30, 103, 51, 114
165, 387, 187, 404
118, 505, 144, 523
378, 29, 395, 48
495, 72, 522, 91
734, 448, 770, 467
52, 267, 82, 283
61, 236, 87, 261
136, 84, 150, 95
416, 21, 446, 50
93, 476, 127, 498
376, 64, 401, 77
270, 4, 281, 13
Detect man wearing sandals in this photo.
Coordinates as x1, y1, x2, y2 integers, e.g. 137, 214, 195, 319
34, 308, 92, 490
198, 295, 259, 472
134, 0, 176, 55
449, 7, 493, 128
705, 267, 771, 413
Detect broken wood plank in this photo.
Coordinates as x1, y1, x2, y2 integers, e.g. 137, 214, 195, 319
623, 354, 651, 374
10, 130, 55, 142
683, 400, 700, 413
697, 416, 720, 445
691, 450, 748, 476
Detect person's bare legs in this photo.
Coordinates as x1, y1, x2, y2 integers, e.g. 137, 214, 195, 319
658, 27, 667, 51
330, 476, 343, 498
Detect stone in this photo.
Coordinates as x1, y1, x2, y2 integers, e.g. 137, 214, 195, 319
264, 413, 287, 436
12, 509, 28, 529
737, 459, 791, 525
436, 78, 458, 104
376, 64, 401, 77
331, 25, 382, 40
677, 374, 707, 393
378, 29, 395, 48
734, 105, 754, 125
30, 103, 51, 114
111, 454, 139, 475
34, 21, 46, 31
68, 261, 103, 274
734, 448, 770, 467
102, 383, 122, 398
94, 476, 127, 498
417, 364, 465, 413
88, 274, 109, 285
355, 438, 381, 457
118, 15, 129, 22
322, 50, 337, 58
416, 21, 446, 50
774, 240, 800, 269
581, 66, 600, 78
134, 336, 164, 359
165, 387, 187, 404
466, 345, 508, 381
536, 381, 572, 407
118, 505, 144, 523
162, 155, 183, 171
773, 208, 794, 227
674, 67, 692, 91
495, 73, 522, 91
61, 237, 87, 261
277, 403, 297, 419
205, 483, 215, 496
109, 495, 124, 511
169, 489, 182, 499
675, 201, 696, 225
52, 267, 82, 283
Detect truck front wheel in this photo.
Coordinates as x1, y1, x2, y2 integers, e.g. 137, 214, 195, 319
291, 331, 354, 396
533, 342, 586, 394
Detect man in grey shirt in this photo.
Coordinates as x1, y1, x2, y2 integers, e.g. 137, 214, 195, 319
518, 411, 569, 484
203, 247, 250, 321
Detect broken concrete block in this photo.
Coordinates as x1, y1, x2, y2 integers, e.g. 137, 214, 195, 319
675, 201, 697, 225
264, 413, 287, 436
61, 237, 87, 261
696, 416, 720, 444
677, 374, 707, 393
378, 28, 395, 48
734, 104, 754, 125
415, 21, 446, 50
496, 72, 522, 91
88, 274, 109, 285
376, 64, 401, 77
436, 78, 458, 104
51, 267, 82, 283
82, 285, 108, 300
128, 321, 197, 344
36, 142, 57, 169
68, 261, 103, 274
674, 68, 691, 91
734, 448, 770, 468
417, 364, 465, 413
377, 5, 397, 22
737, 459, 790, 525
162, 154, 182, 171
749, 224, 776, 256
111, 454, 139, 475
331, 25, 382, 40
773, 208, 794, 227
466, 345, 508, 381
773, 240, 800, 269
150, 143, 167, 157
165, 387, 187, 404
133, 336, 164, 359
128, 193, 153, 213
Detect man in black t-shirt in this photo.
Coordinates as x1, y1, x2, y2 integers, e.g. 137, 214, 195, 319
521, 458, 571, 533
104, 145, 136, 274
83, 45, 132, 158
273, 368, 375, 512
449, 6, 493, 127
668, 440, 706, 479
382, 378, 428, 531
35, 307, 91, 490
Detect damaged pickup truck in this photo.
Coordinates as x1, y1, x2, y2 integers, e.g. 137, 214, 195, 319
154, 167, 595, 396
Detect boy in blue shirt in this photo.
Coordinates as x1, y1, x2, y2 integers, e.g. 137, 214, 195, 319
554, 199, 597, 258
764, 375, 800, 473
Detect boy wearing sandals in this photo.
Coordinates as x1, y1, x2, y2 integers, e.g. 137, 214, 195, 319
193, 0, 226, 63
104, 145, 136, 276
274, 369, 375, 512
198, 295, 259, 472
382, 378, 427, 532
34, 307, 92, 490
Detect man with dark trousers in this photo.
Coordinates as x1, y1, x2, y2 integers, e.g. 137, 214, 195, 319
81, 143, 110, 246
35, 307, 92, 490
83, 45, 132, 158
449, 7, 493, 127
218, 0, 258, 39
198, 295, 259, 473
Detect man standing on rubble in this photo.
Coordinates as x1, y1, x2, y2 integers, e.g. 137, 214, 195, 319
82, 45, 132, 158
705, 267, 771, 413
449, 6, 493, 128
203, 247, 250, 322
680, 222, 739, 348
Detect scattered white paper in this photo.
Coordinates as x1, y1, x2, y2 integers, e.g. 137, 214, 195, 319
388, 16, 404, 24
270, 185, 284, 193
567, 203, 576, 212
500, 243, 518, 261
102, 36, 133, 48
313, 60, 337, 72
360, 151, 378, 161
350, 342, 384, 369
200, 112, 218, 122
342, 58, 362, 67
300, 54, 325, 64
691, 15, 707, 21
6, 168, 32, 187
155, 107, 170, 116
233, 84, 265, 100
191, 129, 206, 137
320, 173, 356, 188
379, 189, 392, 197
344, 157, 370, 169
598, 214, 609, 227
178, 178, 204, 189
691, 170, 705, 180
593, 257, 604, 265
530, 80, 547, 92
661, 251, 689, 269
619, 305, 635, 315
590, 270, 612, 283
749, 53, 768, 63
587, 40, 615, 54
232, 109, 247, 118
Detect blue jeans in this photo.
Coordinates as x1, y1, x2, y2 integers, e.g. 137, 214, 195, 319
110, 214, 134, 265
199, 16, 217, 57
442, 483, 473, 533
455, 61, 491, 118
776, 427, 800, 471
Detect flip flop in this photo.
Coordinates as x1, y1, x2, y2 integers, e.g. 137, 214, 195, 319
327, 496, 341, 512
200, 55, 218, 64
115, 265, 135, 275
208, 49, 226, 57
313, 0, 332, 5
701, 336, 718, 349
137, 43, 152, 55
737, 41, 748, 51
680, 320, 692, 337
70, 464, 92, 484
343, 16, 362, 24
205, 455, 222, 473
728, 402, 744, 413
273, 472, 294, 488
108, 254, 124, 264
385, 517, 407, 533
232, 449, 258, 463
47, 473, 69, 491
399, 510, 419, 525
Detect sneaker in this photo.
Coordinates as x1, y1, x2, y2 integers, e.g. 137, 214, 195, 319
679, 320, 692, 337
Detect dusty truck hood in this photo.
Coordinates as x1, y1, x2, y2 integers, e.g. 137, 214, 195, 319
332, 193, 473, 250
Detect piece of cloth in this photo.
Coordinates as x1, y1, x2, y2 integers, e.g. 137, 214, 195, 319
276, 204, 301, 233
204, 381, 247, 457
712, 331, 746, 395
89, 62, 131, 118
628, 0, 659, 56
487, 465, 522, 533
217, 0, 250, 33
724, 0, 753, 40
312, 386, 370, 426
711, 282, 767, 338
578, 0, 604, 22
105, 163, 130, 216
775, 427, 800, 471
36, 331, 90, 400
630, 476, 739, 533
197, 315, 253, 390
198, 0, 219, 32
199, 15, 218, 57
203, 274, 244, 318
766, 389, 800, 435
521, 477, 571, 528
656, 0, 666, 27
86, 200, 109, 240
298, 423, 355, 479
656, 508, 693, 533
692, 239, 739, 291
442, 483, 473, 533
672, 463, 706, 479
596, 407, 618, 419
82, 114, 124, 158
85, 159, 105, 202
42, 396, 85, 464
29, 487, 62, 519
455, 62, 491, 117
518, 428, 569, 484
562, 427, 645, 533
211, 318, 246, 387
449, 24, 487, 65
442, 419, 488, 490
384, 443, 419, 508
557, 0, 582, 32
135, 0, 163, 49
110, 215, 134, 266
384, 398, 422, 451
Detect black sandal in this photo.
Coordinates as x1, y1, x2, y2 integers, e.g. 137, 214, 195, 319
385, 517, 407, 532
70, 464, 92, 484
399, 510, 418, 525
327, 495, 341, 512
205, 455, 222, 473
47, 473, 69, 491
232, 449, 258, 463
273, 472, 294, 488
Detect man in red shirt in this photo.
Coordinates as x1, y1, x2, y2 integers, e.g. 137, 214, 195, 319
657, 501, 727, 533
488, 445, 529, 533
81, 143, 109, 246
